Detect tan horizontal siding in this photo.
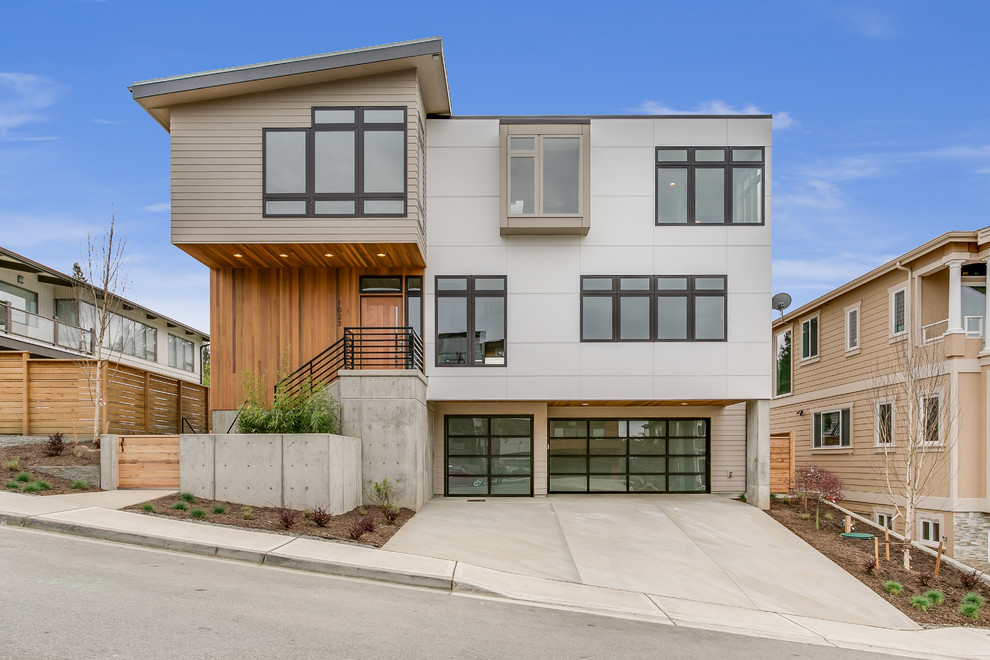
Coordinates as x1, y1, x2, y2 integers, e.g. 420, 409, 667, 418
170, 69, 424, 251
710, 403, 747, 493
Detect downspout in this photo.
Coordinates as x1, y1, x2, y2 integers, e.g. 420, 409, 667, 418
893, 261, 914, 541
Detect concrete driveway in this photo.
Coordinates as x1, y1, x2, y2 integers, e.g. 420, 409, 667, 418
383, 494, 917, 630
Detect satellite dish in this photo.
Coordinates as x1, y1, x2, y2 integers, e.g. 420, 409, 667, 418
772, 292, 792, 318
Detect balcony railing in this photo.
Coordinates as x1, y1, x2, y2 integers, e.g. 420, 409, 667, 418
0, 300, 94, 355
922, 316, 985, 344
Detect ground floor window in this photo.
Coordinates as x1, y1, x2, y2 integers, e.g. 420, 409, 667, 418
445, 415, 533, 496
920, 517, 942, 544
547, 418, 709, 493
876, 512, 894, 530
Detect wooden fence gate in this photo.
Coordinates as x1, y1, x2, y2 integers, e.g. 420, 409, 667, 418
117, 435, 180, 488
770, 431, 794, 494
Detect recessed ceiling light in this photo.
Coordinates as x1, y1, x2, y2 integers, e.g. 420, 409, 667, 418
324, 253, 333, 258
376, 253, 386, 257
279, 253, 289, 258
233, 254, 243, 258
581, 402, 589, 406
669, 182, 676, 186
680, 402, 689, 406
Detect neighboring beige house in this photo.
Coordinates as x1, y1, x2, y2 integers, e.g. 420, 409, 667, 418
771, 228, 990, 571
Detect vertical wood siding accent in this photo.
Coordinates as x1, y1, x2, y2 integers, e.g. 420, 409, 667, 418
210, 265, 424, 410
170, 70, 425, 255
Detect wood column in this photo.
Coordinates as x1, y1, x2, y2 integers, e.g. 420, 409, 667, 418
21, 353, 29, 435
144, 371, 151, 433
176, 380, 183, 434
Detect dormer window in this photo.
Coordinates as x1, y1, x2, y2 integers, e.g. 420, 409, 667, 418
263, 107, 407, 217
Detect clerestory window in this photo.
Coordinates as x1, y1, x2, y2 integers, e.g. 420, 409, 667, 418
263, 107, 406, 217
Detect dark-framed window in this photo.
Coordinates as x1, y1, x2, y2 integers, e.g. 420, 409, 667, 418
405, 276, 422, 340
813, 407, 850, 449
436, 276, 507, 366
168, 334, 195, 373
263, 106, 407, 218
446, 415, 533, 496
656, 147, 764, 225
548, 418, 709, 493
581, 275, 726, 342
801, 316, 819, 359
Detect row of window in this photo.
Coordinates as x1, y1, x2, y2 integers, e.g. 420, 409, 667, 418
262, 106, 767, 226
434, 274, 728, 367
809, 394, 941, 450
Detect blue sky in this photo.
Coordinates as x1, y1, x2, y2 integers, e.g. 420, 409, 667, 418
1, 1, 988, 333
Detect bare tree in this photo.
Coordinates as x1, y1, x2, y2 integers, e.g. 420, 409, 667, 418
73, 214, 130, 441
870, 338, 955, 570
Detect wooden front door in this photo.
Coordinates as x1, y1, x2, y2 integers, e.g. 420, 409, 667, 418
117, 435, 180, 488
359, 296, 403, 368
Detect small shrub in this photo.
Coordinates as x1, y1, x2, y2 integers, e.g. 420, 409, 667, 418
189, 508, 206, 519
212, 505, 227, 515
238, 364, 340, 434
15, 472, 31, 483
960, 602, 981, 620
923, 590, 944, 606
141, 503, 154, 512
823, 512, 833, 521
910, 595, 931, 612
5, 458, 20, 471
171, 501, 188, 511
180, 492, 195, 502
738, 493, 747, 502
5, 480, 20, 489
311, 506, 332, 528
799, 512, 810, 521
790, 465, 843, 530
382, 505, 400, 525
36, 481, 51, 491
862, 554, 878, 575
960, 569, 984, 591
360, 514, 377, 533
242, 506, 254, 520
357, 506, 367, 516
883, 581, 903, 595
43, 432, 66, 457
347, 519, 366, 540
367, 479, 395, 510
70, 480, 87, 489
916, 571, 934, 588
964, 592, 986, 608
275, 506, 300, 530
22, 483, 42, 493
769, 492, 777, 501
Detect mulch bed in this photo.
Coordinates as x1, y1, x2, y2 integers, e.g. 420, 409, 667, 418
767, 498, 989, 628
124, 494, 413, 547
0, 440, 101, 495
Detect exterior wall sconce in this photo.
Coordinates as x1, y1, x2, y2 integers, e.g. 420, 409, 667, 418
796, 410, 804, 416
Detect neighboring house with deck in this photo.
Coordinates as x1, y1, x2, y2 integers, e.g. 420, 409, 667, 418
770, 228, 990, 571
129, 37, 773, 509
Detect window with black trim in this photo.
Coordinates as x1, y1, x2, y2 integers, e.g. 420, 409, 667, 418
405, 276, 422, 340
813, 407, 850, 449
656, 147, 764, 225
435, 276, 506, 366
263, 107, 406, 217
581, 275, 726, 342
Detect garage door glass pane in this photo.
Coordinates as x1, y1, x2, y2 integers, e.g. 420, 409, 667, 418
550, 475, 587, 492
449, 457, 487, 474
550, 420, 587, 438
493, 437, 531, 456
629, 438, 666, 455
492, 417, 531, 436
590, 475, 627, 492
589, 438, 626, 455
669, 420, 706, 437
590, 457, 626, 473
589, 420, 626, 437
669, 475, 707, 492
669, 437, 706, 455
629, 420, 666, 437
549, 438, 586, 455
550, 456, 587, 474
447, 438, 486, 455
493, 457, 531, 475
448, 476, 488, 495
629, 456, 666, 473
669, 457, 706, 473
629, 475, 665, 492
491, 477, 530, 495
448, 417, 487, 436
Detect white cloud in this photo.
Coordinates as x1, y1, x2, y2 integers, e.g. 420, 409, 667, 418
775, 180, 845, 211
628, 100, 797, 130
978, 167, 990, 175
830, 6, 898, 39
91, 118, 121, 125
773, 252, 895, 299
143, 203, 170, 213
0, 73, 62, 137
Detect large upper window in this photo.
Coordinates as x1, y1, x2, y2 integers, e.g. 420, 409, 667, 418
168, 334, 196, 373
890, 288, 906, 336
581, 275, 726, 342
774, 328, 792, 396
656, 147, 764, 225
263, 107, 406, 217
436, 276, 506, 367
500, 122, 590, 235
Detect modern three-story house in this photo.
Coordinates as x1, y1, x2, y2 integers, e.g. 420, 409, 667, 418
130, 37, 772, 509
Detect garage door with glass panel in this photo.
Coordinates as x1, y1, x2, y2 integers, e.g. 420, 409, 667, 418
446, 416, 533, 496
548, 418, 709, 493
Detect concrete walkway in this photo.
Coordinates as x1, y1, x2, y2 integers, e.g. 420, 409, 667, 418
1, 490, 988, 659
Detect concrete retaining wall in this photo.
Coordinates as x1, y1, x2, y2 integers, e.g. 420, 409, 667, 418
338, 369, 431, 510
180, 433, 362, 512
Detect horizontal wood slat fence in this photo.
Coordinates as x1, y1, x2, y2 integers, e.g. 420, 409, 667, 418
118, 435, 181, 489
0, 352, 209, 437
770, 431, 795, 494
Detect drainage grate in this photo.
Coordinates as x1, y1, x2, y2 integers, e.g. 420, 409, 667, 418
467, 499, 486, 503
